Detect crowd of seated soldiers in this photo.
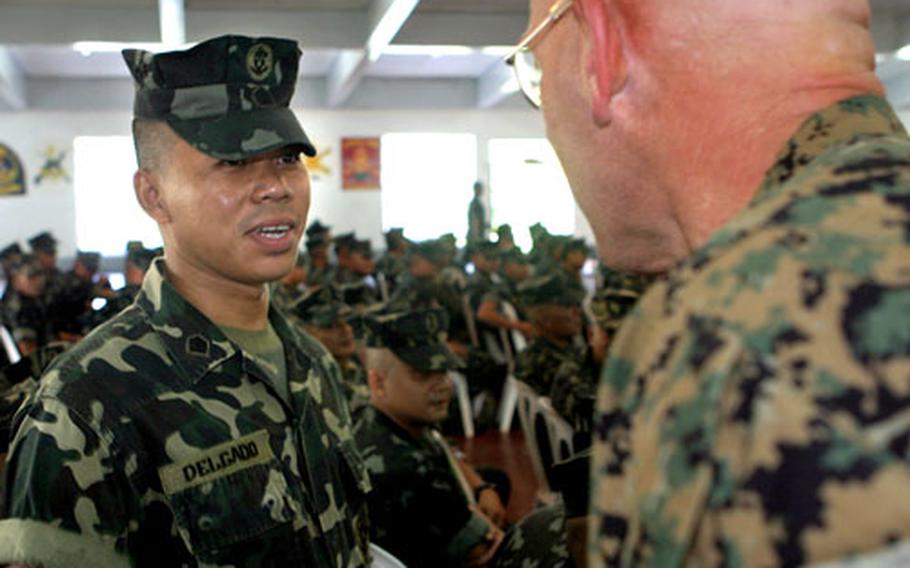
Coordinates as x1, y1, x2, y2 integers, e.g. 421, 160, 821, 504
0, 221, 653, 565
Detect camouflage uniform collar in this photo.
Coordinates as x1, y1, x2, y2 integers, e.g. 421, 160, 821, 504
138, 259, 286, 384
756, 94, 907, 199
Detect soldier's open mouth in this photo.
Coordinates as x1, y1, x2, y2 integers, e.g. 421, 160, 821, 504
256, 225, 292, 240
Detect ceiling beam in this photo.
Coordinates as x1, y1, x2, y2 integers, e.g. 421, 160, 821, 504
159, 0, 186, 47
395, 12, 529, 47
0, 47, 26, 111
476, 61, 518, 109
326, 0, 421, 107
0, 5, 366, 49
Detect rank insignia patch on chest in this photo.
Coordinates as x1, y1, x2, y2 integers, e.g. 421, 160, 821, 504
158, 430, 274, 495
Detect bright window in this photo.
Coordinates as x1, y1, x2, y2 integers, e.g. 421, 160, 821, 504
74, 136, 162, 257
488, 138, 575, 251
380, 133, 477, 243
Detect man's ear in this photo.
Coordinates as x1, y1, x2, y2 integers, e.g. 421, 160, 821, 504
133, 169, 171, 224
577, 0, 627, 127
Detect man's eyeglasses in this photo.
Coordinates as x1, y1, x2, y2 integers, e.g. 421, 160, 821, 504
505, 0, 574, 109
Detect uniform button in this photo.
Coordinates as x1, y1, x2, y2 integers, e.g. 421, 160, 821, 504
198, 515, 215, 531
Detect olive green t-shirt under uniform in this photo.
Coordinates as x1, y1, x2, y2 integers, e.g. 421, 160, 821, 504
219, 322, 288, 404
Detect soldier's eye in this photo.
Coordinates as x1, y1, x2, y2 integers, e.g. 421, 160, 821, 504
278, 152, 303, 165
219, 158, 248, 168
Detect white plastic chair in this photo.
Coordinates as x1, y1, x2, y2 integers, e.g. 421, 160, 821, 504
512, 379, 561, 505
447, 370, 475, 438
370, 542, 408, 568
0, 325, 21, 366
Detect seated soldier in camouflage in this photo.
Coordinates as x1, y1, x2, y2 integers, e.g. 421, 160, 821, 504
271, 251, 307, 312
469, 241, 534, 341
91, 244, 158, 327
290, 286, 369, 419
2, 255, 50, 353
355, 307, 570, 568
0, 36, 370, 567
303, 222, 335, 288
514, 275, 589, 398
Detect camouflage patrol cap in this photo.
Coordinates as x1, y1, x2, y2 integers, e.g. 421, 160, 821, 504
519, 274, 580, 307
561, 238, 588, 258
501, 248, 529, 265
28, 231, 57, 254
350, 239, 373, 259
0, 243, 22, 261
470, 241, 500, 258
306, 220, 331, 238
123, 35, 316, 160
365, 308, 464, 372
333, 233, 356, 250
306, 233, 329, 250
292, 286, 349, 328
411, 239, 447, 266
9, 254, 43, 277
127, 246, 158, 272
75, 251, 101, 272
496, 224, 514, 239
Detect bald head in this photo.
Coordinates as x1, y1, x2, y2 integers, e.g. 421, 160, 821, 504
531, 0, 882, 272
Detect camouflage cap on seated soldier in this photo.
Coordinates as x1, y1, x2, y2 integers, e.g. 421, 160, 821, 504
291, 286, 350, 329
127, 246, 159, 273
9, 255, 44, 277
27, 232, 57, 254
518, 274, 581, 307
123, 35, 316, 160
306, 220, 331, 238
365, 308, 464, 373
501, 248, 529, 266
75, 251, 102, 273
0, 243, 22, 262
410, 239, 448, 267
350, 239, 373, 259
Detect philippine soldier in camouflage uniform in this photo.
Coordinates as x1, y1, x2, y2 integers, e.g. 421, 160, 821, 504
512, 0, 910, 565
355, 307, 569, 568
0, 35, 370, 567
304, 230, 335, 288
290, 286, 370, 419
0, 243, 22, 311
513, 274, 588, 398
375, 227, 409, 292
467, 181, 489, 245
1, 255, 50, 353
26, 231, 63, 302
558, 238, 588, 302
469, 241, 534, 340
271, 252, 307, 312
92, 244, 158, 327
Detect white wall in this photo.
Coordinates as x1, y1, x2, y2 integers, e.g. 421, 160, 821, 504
0, 106, 602, 259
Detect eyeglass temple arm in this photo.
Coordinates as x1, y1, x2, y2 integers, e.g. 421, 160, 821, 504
505, 0, 574, 65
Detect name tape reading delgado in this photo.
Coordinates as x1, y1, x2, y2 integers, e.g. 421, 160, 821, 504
158, 430, 274, 495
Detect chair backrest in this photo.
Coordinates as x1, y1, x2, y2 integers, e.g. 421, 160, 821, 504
500, 300, 528, 354
461, 293, 479, 347
512, 378, 561, 503
538, 397, 575, 465
369, 542, 409, 568
0, 324, 21, 366
376, 272, 390, 302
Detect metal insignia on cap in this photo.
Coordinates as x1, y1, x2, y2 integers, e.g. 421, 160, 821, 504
425, 312, 439, 334
247, 43, 274, 81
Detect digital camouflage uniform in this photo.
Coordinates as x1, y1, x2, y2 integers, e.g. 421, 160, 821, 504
591, 95, 910, 567
0, 36, 373, 567
1, 260, 371, 567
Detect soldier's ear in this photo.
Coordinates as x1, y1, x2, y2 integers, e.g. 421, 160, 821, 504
577, 0, 628, 127
134, 169, 171, 224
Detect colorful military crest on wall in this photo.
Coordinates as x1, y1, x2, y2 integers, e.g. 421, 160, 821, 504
342, 137, 381, 190
34, 145, 70, 186
0, 143, 26, 196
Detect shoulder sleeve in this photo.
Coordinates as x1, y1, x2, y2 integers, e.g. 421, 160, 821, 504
0, 395, 131, 567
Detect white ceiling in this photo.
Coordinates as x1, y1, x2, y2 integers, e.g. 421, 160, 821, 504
0, 0, 909, 111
